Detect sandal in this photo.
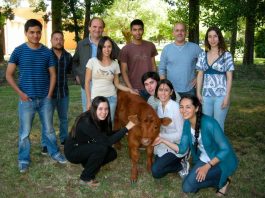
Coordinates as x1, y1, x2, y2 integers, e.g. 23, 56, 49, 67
216, 178, 231, 196
80, 179, 100, 187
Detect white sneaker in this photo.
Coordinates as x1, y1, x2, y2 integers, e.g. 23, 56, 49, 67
52, 153, 67, 164
178, 152, 191, 179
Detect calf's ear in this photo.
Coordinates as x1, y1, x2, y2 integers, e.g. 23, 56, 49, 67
128, 115, 140, 125
160, 117, 172, 126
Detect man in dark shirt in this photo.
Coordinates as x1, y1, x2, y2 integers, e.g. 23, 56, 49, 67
42, 31, 72, 154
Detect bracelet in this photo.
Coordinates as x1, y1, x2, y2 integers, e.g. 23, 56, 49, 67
208, 162, 213, 168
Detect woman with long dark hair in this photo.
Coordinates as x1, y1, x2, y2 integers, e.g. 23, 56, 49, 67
196, 26, 234, 131
152, 95, 238, 196
64, 96, 137, 187
85, 36, 137, 124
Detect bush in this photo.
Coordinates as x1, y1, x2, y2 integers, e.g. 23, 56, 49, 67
255, 28, 265, 58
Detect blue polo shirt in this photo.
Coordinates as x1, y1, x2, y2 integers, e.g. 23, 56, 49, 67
9, 43, 55, 98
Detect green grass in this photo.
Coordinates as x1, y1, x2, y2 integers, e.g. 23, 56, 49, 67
0, 64, 265, 197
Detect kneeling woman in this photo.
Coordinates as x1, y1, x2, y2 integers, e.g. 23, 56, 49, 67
152, 95, 238, 196
64, 96, 137, 187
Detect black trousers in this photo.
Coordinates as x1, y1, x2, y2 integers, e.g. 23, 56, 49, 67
64, 143, 117, 181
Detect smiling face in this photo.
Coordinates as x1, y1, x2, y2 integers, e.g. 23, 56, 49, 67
179, 98, 198, 121
207, 30, 219, 48
102, 40, 112, 58
144, 78, 157, 96
96, 102, 109, 120
89, 18, 104, 40
157, 83, 172, 105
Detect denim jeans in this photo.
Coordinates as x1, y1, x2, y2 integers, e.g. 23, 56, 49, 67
52, 96, 69, 143
18, 97, 60, 166
178, 87, 196, 98
182, 160, 221, 193
81, 88, 87, 112
202, 96, 229, 131
151, 153, 182, 178
106, 95, 117, 125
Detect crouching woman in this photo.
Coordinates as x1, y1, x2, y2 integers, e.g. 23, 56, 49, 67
152, 95, 238, 196
64, 96, 137, 187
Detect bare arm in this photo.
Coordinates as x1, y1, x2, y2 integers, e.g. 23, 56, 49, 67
152, 136, 179, 153
222, 71, 233, 108
120, 62, 133, 89
196, 71, 204, 103
47, 66, 56, 98
85, 68, 92, 110
151, 57, 157, 71
113, 74, 138, 95
6, 63, 29, 101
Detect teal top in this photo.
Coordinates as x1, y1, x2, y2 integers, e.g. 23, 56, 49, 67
178, 115, 238, 188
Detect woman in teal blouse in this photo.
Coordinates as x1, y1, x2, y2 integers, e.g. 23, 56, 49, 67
152, 95, 238, 196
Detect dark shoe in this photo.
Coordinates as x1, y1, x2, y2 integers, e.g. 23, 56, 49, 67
41, 146, 48, 155
61, 141, 65, 146
216, 178, 231, 196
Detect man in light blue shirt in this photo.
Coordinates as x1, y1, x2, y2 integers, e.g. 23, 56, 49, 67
159, 22, 202, 97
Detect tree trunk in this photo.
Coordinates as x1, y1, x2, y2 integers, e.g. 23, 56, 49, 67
230, 17, 237, 59
0, 26, 5, 62
51, 0, 62, 32
69, 0, 80, 43
83, 0, 91, 39
188, 0, 199, 44
243, 15, 256, 65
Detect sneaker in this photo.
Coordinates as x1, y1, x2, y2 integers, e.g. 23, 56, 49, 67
19, 163, 29, 173
41, 146, 48, 155
52, 153, 67, 164
79, 179, 100, 187
178, 156, 190, 179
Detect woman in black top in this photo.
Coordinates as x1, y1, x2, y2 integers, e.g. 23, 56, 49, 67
64, 96, 137, 187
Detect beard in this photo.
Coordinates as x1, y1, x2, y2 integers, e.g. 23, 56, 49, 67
53, 46, 63, 50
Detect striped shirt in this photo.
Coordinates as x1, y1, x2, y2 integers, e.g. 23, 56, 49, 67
51, 49, 72, 99
9, 43, 55, 98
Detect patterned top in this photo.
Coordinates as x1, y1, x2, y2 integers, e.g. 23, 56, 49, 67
86, 57, 120, 98
196, 51, 234, 97
9, 43, 55, 98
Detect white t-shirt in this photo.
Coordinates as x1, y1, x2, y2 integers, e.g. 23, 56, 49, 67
154, 99, 184, 158
190, 127, 211, 163
86, 57, 120, 99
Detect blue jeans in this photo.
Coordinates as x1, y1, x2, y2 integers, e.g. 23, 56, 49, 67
81, 88, 87, 112
151, 153, 182, 178
202, 96, 229, 131
182, 160, 221, 193
52, 96, 69, 143
106, 95, 117, 125
18, 97, 60, 166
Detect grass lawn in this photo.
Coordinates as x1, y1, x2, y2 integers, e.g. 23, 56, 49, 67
0, 64, 264, 198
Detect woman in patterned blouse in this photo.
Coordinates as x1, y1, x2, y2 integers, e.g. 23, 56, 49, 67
196, 27, 234, 131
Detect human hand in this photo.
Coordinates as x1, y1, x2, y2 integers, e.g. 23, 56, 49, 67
76, 76, 80, 84
129, 89, 139, 95
221, 95, 230, 109
195, 164, 210, 182
19, 92, 30, 102
191, 78, 197, 88
152, 136, 163, 146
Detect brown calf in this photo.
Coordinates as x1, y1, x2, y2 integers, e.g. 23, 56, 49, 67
114, 91, 171, 182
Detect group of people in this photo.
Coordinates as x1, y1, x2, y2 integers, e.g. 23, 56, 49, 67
6, 17, 238, 196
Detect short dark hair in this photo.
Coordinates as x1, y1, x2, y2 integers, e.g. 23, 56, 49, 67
141, 72, 160, 85
51, 30, 64, 38
89, 17, 105, 28
97, 36, 116, 61
155, 79, 177, 101
130, 19, 144, 30
24, 19, 42, 32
